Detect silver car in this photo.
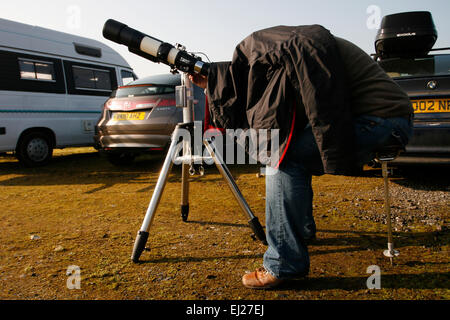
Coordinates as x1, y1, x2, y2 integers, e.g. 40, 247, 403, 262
94, 73, 205, 165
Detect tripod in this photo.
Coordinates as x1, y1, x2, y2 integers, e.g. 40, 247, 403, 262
131, 73, 267, 263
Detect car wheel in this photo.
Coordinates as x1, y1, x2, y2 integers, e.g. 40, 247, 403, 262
16, 131, 53, 167
107, 152, 135, 166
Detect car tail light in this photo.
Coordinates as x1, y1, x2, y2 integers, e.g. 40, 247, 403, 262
104, 98, 177, 111
105, 100, 124, 110
104, 99, 117, 110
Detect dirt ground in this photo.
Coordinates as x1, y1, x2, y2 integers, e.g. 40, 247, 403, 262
0, 147, 448, 300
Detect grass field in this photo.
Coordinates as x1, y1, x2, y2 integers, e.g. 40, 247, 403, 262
0, 148, 448, 300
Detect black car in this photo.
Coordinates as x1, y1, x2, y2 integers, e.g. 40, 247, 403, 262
379, 53, 450, 164
375, 11, 450, 164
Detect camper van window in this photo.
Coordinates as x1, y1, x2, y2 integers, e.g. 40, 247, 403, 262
94, 70, 112, 90
121, 70, 135, 86
73, 66, 112, 91
18, 59, 55, 81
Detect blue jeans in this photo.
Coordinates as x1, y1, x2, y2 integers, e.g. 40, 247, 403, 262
263, 115, 413, 279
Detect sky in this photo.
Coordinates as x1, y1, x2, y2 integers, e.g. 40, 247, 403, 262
1, 0, 449, 78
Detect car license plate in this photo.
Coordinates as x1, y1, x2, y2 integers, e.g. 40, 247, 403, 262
112, 112, 146, 121
412, 99, 450, 113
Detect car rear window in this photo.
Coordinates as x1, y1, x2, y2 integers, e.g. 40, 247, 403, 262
379, 54, 450, 78
113, 85, 175, 98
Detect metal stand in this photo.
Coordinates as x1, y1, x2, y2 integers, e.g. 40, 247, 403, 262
381, 161, 399, 265
131, 73, 267, 263
376, 149, 401, 266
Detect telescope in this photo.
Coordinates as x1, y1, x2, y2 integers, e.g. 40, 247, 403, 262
102, 19, 210, 76
103, 20, 268, 263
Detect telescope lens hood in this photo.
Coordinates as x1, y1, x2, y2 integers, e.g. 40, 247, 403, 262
103, 19, 145, 50
103, 19, 210, 76
103, 19, 126, 44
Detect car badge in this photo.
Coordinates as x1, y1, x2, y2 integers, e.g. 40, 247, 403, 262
124, 101, 132, 110
427, 80, 437, 90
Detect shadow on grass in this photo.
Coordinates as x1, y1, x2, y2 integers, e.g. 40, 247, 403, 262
0, 151, 260, 193
311, 228, 449, 251
135, 227, 448, 272
361, 164, 450, 192
139, 253, 264, 264
280, 272, 450, 291
0, 151, 166, 175
185, 220, 248, 228
136, 252, 449, 291
392, 165, 450, 192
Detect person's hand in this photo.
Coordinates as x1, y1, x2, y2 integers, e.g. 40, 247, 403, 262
189, 73, 208, 89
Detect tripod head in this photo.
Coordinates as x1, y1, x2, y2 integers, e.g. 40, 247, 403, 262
102, 19, 210, 76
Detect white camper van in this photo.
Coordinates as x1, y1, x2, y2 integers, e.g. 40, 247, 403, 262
0, 18, 137, 166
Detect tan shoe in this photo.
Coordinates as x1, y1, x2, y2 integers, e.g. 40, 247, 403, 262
242, 268, 283, 289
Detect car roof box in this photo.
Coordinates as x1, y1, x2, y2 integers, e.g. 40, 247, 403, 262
375, 11, 437, 59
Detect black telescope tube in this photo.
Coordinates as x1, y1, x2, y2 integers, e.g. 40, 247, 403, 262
102, 19, 209, 76
103, 19, 148, 49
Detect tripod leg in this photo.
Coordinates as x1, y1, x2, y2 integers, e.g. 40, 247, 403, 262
181, 162, 190, 221
131, 128, 181, 263
203, 138, 267, 245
